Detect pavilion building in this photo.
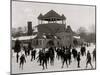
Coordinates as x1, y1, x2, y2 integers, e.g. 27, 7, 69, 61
37, 10, 66, 35
33, 10, 75, 48
12, 10, 82, 48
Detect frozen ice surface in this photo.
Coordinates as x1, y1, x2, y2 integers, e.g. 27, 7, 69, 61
11, 43, 96, 74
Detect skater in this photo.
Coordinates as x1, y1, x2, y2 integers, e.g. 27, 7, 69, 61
61, 49, 69, 68
56, 47, 61, 60
14, 39, 21, 53
16, 53, 19, 63
80, 46, 86, 56
86, 51, 93, 68
72, 48, 78, 60
19, 54, 26, 70
77, 52, 81, 68
45, 50, 50, 64
31, 50, 34, 61
42, 48, 48, 70
49, 47, 55, 66
92, 48, 96, 62
23, 46, 28, 57
37, 50, 43, 66
67, 47, 72, 65
33, 49, 36, 60
27, 42, 32, 55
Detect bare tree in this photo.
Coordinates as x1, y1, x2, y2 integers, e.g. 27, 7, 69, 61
89, 24, 95, 33
77, 27, 88, 42
77, 26, 95, 43
77, 27, 87, 34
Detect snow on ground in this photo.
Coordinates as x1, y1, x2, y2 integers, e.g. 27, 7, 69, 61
11, 43, 96, 74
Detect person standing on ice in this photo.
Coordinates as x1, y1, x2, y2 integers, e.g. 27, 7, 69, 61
37, 50, 43, 66
16, 53, 19, 63
67, 45, 72, 65
14, 39, 21, 63
27, 42, 32, 56
72, 48, 78, 60
23, 46, 28, 57
77, 52, 81, 68
49, 47, 55, 66
61, 49, 69, 68
86, 51, 93, 68
33, 49, 36, 60
14, 39, 21, 53
19, 54, 26, 70
92, 48, 96, 62
80, 46, 86, 56
31, 49, 34, 61
42, 48, 48, 70
31, 48, 36, 61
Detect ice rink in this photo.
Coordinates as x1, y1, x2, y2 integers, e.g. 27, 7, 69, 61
11, 43, 96, 74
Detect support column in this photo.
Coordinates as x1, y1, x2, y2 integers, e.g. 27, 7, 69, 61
64, 20, 65, 24
62, 20, 63, 24
41, 20, 43, 24
42, 39, 44, 48
55, 18, 57, 23
52, 18, 55, 23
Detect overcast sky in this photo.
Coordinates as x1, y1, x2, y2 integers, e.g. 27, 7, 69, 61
12, 1, 95, 32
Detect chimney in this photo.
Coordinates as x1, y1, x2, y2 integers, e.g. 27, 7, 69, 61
27, 21, 33, 36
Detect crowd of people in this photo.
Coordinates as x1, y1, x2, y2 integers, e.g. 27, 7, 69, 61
13, 40, 96, 70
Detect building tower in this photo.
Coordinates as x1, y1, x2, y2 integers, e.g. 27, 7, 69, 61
37, 10, 66, 35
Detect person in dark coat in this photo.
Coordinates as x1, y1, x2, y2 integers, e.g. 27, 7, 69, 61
31, 50, 34, 61
72, 48, 78, 60
23, 46, 28, 57
37, 50, 43, 66
61, 50, 69, 68
42, 48, 48, 70
14, 39, 21, 53
27, 42, 32, 55
77, 52, 81, 68
86, 51, 93, 68
67, 47, 71, 65
45, 50, 50, 64
19, 54, 26, 70
56, 47, 61, 60
80, 46, 86, 56
33, 49, 36, 60
49, 47, 55, 66
92, 48, 96, 62
16, 53, 19, 63
61, 46, 71, 68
